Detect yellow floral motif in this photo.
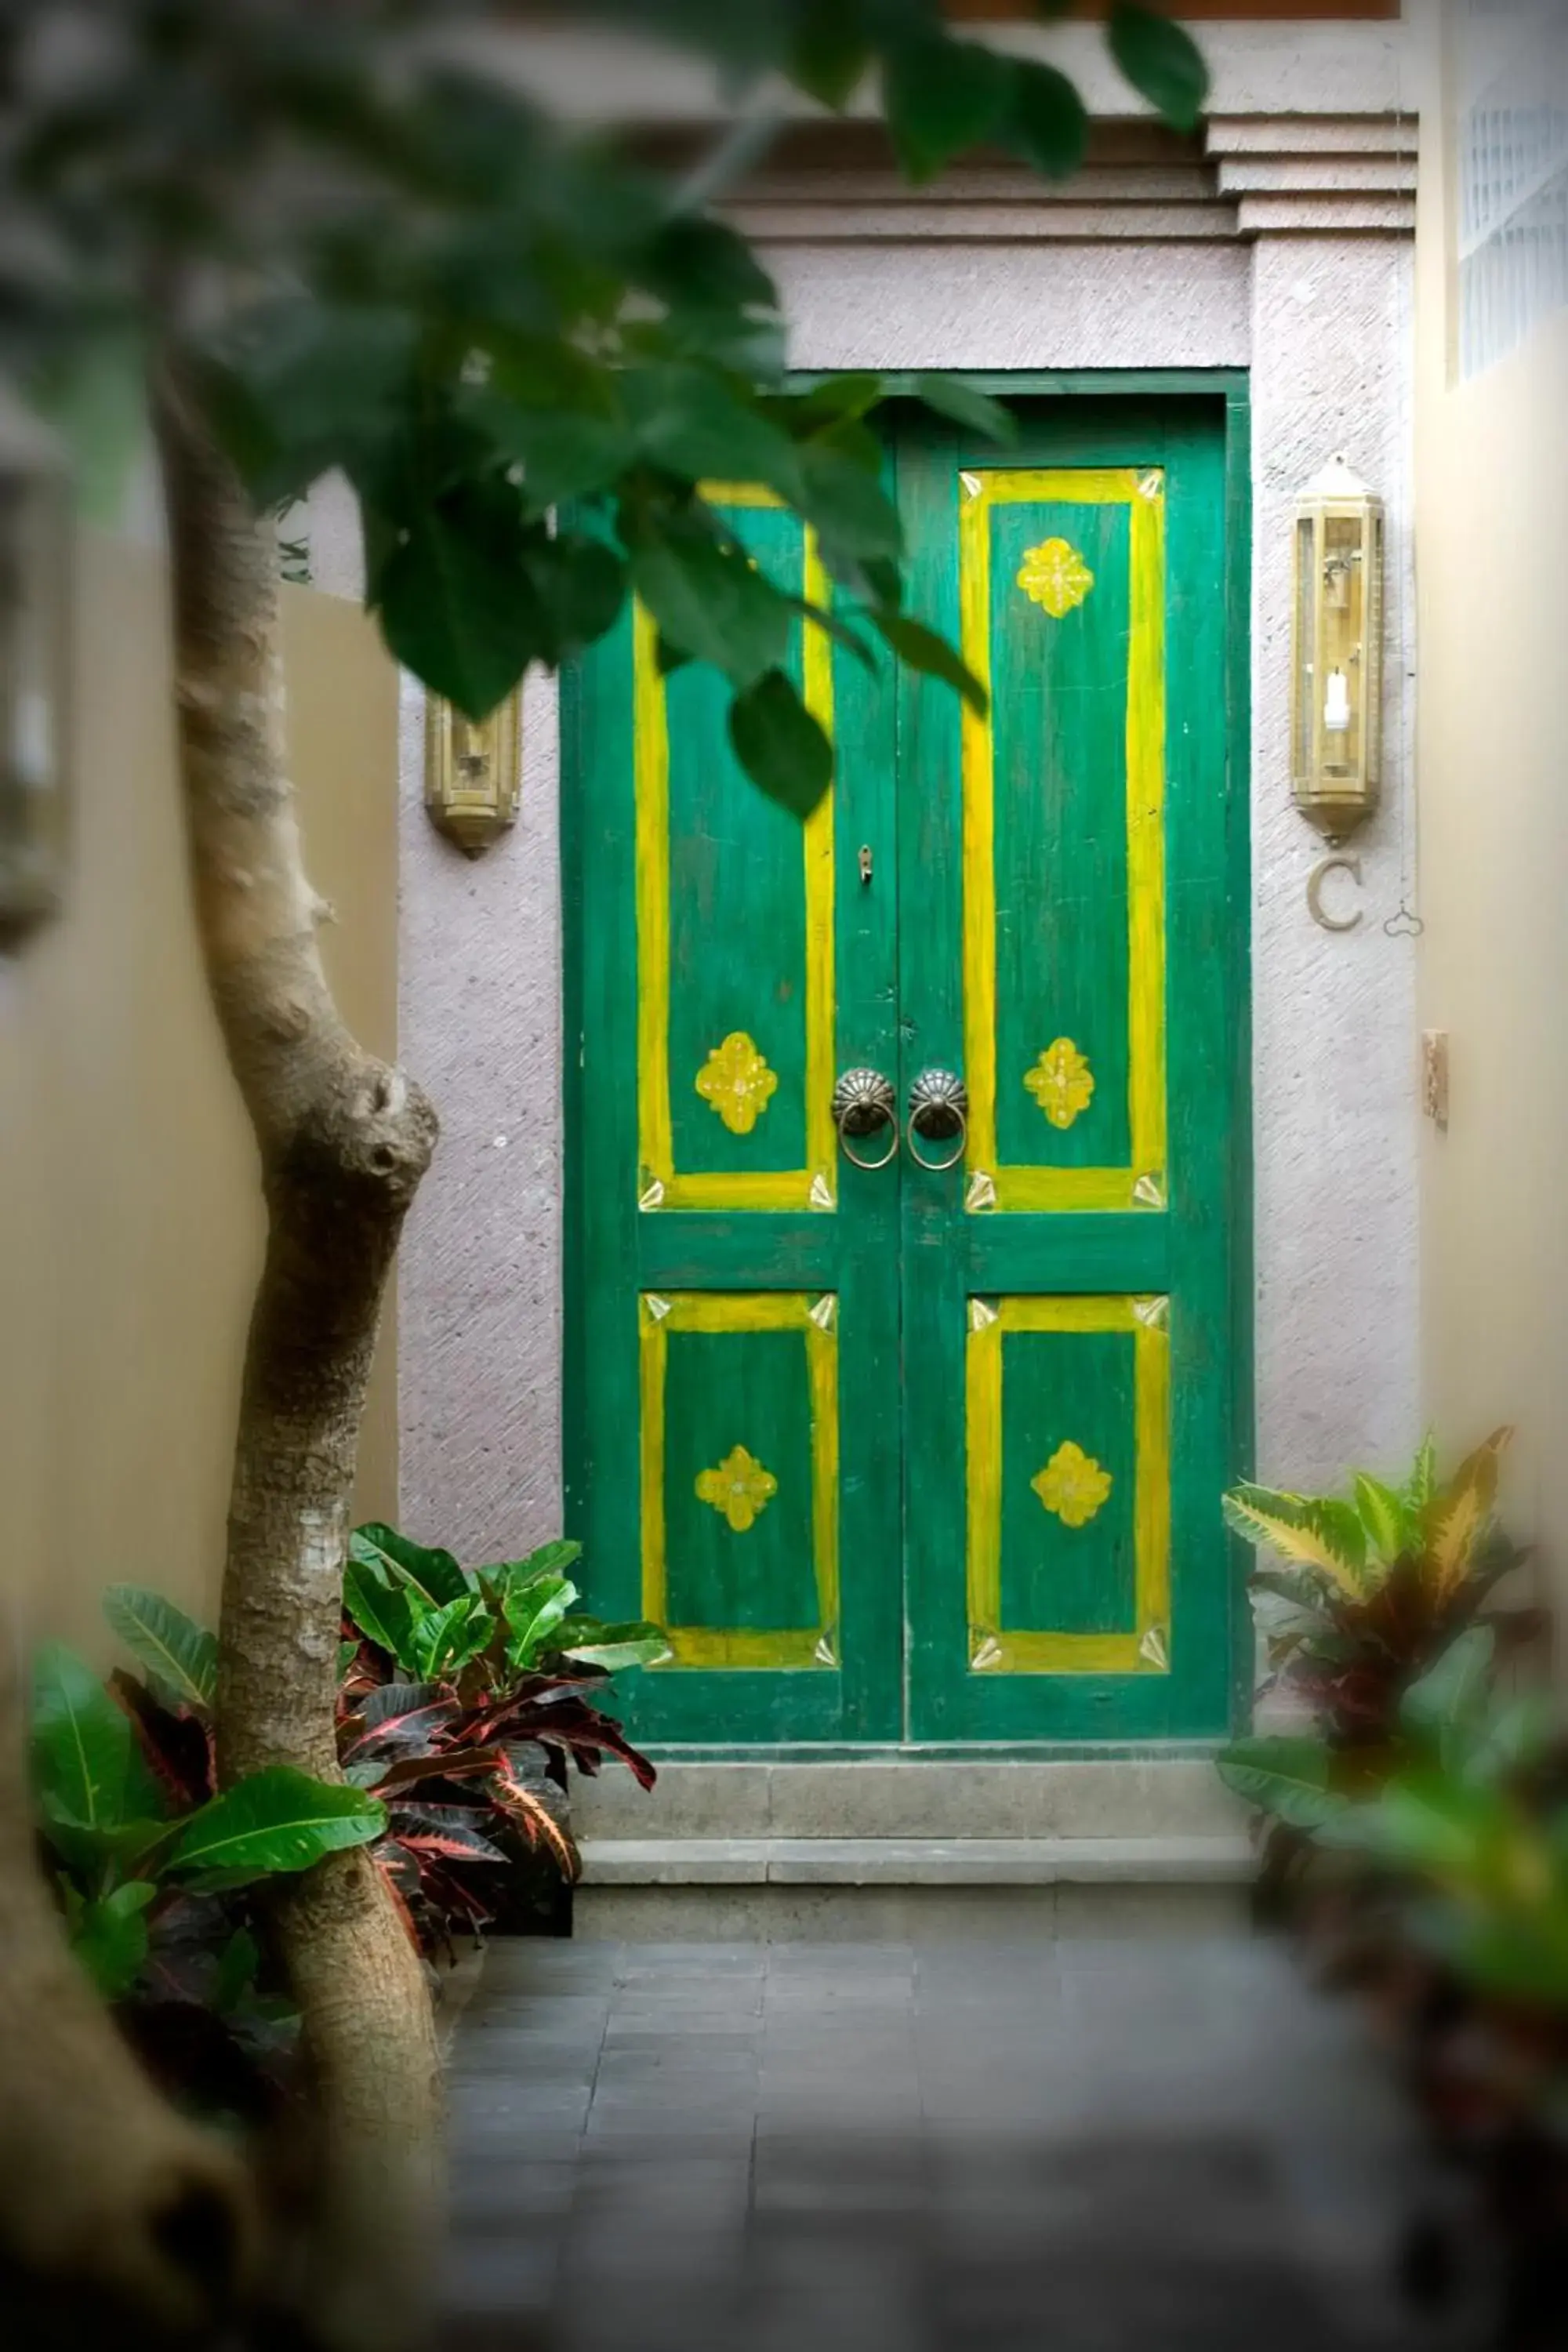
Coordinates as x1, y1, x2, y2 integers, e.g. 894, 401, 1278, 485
1016, 537, 1094, 618
695, 1030, 779, 1134
1025, 1037, 1095, 1130
695, 1445, 778, 1534
1032, 1441, 1113, 1530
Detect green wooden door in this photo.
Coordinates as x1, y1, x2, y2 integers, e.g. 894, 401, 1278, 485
565, 397, 1246, 1748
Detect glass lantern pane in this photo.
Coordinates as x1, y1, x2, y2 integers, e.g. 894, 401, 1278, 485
1319, 514, 1364, 783
1294, 515, 1316, 782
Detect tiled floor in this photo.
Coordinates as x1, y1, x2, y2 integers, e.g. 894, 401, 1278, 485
446, 1936, 1445, 2352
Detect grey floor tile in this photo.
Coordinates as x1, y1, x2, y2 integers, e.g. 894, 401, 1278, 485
443, 1934, 1435, 2351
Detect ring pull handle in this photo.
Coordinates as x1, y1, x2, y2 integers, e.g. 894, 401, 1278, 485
906, 1068, 968, 1172
831, 1067, 899, 1171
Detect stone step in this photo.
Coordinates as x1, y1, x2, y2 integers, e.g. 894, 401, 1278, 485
579, 1833, 1250, 1886
572, 1829, 1250, 1942
572, 1756, 1243, 1844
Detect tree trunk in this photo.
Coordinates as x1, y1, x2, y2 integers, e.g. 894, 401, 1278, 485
152, 368, 444, 2352
0, 1642, 252, 2337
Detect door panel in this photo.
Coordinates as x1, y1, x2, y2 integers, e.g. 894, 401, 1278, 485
567, 400, 1243, 1748
899, 405, 1236, 1740
636, 492, 837, 1213
568, 485, 902, 1744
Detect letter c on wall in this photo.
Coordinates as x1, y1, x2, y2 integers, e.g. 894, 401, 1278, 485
1306, 853, 1363, 933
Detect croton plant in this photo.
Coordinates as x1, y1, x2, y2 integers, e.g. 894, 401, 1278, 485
33, 1525, 664, 2111
1218, 1432, 1568, 2336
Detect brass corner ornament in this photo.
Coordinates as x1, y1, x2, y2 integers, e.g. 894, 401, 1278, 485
424, 690, 522, 855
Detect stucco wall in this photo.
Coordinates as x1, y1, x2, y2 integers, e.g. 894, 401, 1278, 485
0, 532, 401, 1650
1414, 31, 1568, 1607
398, 20, 1425, 1566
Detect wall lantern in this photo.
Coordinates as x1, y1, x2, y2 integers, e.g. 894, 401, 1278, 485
424, 688, 521, 855
1290, 455, 1384, 840
0, 381, 72, 938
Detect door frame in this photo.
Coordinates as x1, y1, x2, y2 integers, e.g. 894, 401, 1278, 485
561, 367, 1254, 1757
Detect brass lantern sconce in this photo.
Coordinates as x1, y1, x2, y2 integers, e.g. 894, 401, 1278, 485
1290, 456, 1384, 840
0, 382, 72, 938
424, 688, 521, 855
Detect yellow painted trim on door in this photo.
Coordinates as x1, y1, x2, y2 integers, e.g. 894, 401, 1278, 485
1127, 483, 1168, 1193
957, 468, 1167, 1215
964, 1294, 1171, 1674
639, 1291, 840, 1668
633, 491, 836, 1214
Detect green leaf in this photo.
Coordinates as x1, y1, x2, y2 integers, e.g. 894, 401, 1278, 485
629, 531, 790, 685
639, 216, 779, 316
524, 533, 626, 655
202, 302, 419, 506
1003, 60, 1089, 181
1221, 1485, 1367, 1597
503, 1576, 579, 1671
409, 1595, 493, 1681
779, 375, 884, 434
31, 1645, 157, 1833
1465, 1694, 1555, 1787
1352, 1472, 1407, 1564
372, 477, 536, 722
728, 668, 833, 817
1400, 1626, 1497, 1740
70, 1881, 157, 2002
213, 1926, 263, 2016
782, 594, 877, 673
622, 366, 804, 501
883, 37, 1008, 183
350, 1525, 471, 1609
1422, 1904, 1568, 2006
102, 1588, 218, 1715
168, 1768, 386, 1888
870, 611, 986, 715
1108, 5, 1210, 135
796, 444, 903, 567
911, 373, 1018, 448
477, 1538, 585, 1593
557, 1619, 673, 1672
342, 1554, 418, 1671
1403, 1432, 1439, 1514
1215, 1736, 1348, 1831
39, 1809, 172, 1880
788, 2, 869, 111
1316, 1773, 1508, 1875
473, 399, 634, 510
1315, 1499, 1368, 1581
1248, 1566, 1330, 1612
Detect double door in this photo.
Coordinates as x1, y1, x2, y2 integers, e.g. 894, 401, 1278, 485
566, 398, 1243, 1745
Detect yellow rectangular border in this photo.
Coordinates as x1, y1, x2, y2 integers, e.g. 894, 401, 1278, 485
960, 469, 1167, 1214
639, 1291, 840, 1670
635, 485, 836, 1213
964, 1294, 1171, 1675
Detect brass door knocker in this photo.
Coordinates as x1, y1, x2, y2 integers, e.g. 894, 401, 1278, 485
831, 1067, 898, 1170
907, 1069, 968, 1171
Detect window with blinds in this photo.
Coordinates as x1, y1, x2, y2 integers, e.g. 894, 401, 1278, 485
1458, 0, 1568, 376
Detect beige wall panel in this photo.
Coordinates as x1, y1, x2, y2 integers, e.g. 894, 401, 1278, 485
0, 532, 398, 1654
1415, 56, 1568, 1613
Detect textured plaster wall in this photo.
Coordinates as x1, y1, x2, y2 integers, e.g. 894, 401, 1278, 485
1248, 236, 1420, 1484
397, 220, 1421, 1551
397, 665, 564, 1558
